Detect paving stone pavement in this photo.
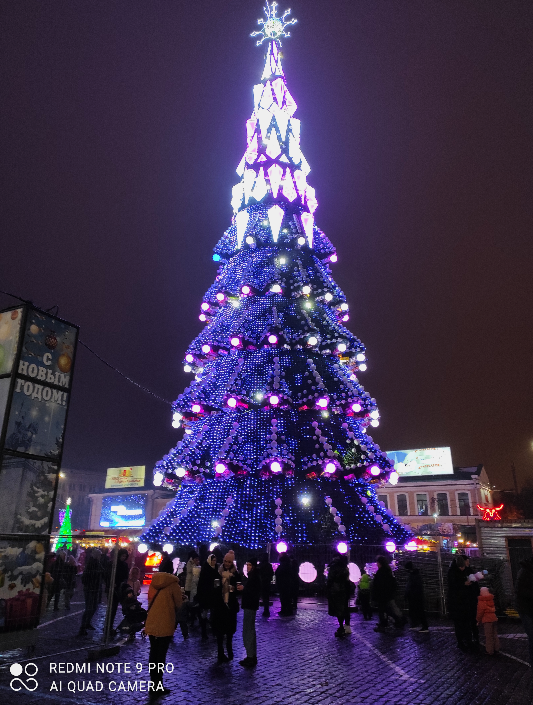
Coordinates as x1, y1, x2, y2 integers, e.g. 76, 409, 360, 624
0, 589, 531, 705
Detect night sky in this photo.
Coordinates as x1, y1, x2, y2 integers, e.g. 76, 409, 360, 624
2, 1, 532, 491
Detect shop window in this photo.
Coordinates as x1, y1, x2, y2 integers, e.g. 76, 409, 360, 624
416, 494, 429, 516
437, 493, 449, 516
397, 494, 408, 516
378, 495, 388, 509
458, 492, 471, 516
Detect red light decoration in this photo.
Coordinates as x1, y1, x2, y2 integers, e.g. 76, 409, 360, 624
477, 504, 504, 521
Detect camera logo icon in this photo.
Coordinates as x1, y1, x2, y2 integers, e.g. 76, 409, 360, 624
9, 662, 38, 691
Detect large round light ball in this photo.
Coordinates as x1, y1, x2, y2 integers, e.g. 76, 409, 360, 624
337, 343, 347, 353
308, 336, 318, 346
271, 284, 282, 293
385, 541, 396, 553
271, 461, 282, 474
324, 461, 336, 474
192, 404, 202, 413
153, 472, 163, 487
216, 292, 225, 301
299, 562, 317, 583
348, 562, 361, 584
405, 540, 417, 551
388, 472, 399, 485
302, 285, 311, 295
137, 543, 148, 553
337, 541, 348, 554
340, 303, 349, 311
184, 364, 192, 373
215, 462, 227, 474
185, 354, 194, 363
356, 353, 366, 361
270, 395, 279, 406
325, 292, 333, 301
369, 465, 380, 476
359, 363, 367, 371
297, 236, 306, 245
276, 540, 288, 553
317, 397, 328, 408
370, 420, 380, 427
227, 397, 237, 408
352, 402, 362, 412
330, 254, 338, 263
370, 410, 380, 419
241, 285, 251, 295
176, 467, 187, 478
201, 344, 211, 354
268, 334, 278, 344
245, 236, 254, 245
201, 302, 210, 311
163, 543, 174, 553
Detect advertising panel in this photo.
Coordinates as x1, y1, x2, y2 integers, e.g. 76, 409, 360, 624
99, 494, 147, 528
385, 447, 454, 477
3, 310, 78, 459
0, 308, 23, 376
105, 465, 145, 489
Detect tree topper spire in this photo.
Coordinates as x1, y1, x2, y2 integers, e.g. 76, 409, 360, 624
251, 1, 297, 46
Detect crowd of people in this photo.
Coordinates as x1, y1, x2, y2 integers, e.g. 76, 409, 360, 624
41, 545, 533, 700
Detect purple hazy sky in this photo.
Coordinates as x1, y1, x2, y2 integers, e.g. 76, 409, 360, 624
2, 1, 532, 490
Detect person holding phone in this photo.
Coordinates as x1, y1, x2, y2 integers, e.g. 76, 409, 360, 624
238, 558, 261, 668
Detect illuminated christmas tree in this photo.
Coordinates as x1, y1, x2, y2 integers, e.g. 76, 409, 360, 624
55, 498, 72, 551
142, 3, 411, 551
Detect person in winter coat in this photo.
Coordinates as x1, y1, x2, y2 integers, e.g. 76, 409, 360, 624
210, 551, 240, 661
404, 561, 429, 632
515, 558, 533, 666
275, 554, 294, 616
109, 548, 130, 634
49, 550, 68, 610
358, 568, 372, 620
184, 551, 200, 598
447, 555, 479, 651
78, 549, 102, 636
327, 556, 352, 637
372, 556, 405, 631
463, 556, 481, 649
127, 566, 141, 597
144, 570, 182, 698
476, 586, 499, 655
238, 557, 262, 667
258, 554, 274, 617
63, 554, 78, 610
196, 554, 218, 639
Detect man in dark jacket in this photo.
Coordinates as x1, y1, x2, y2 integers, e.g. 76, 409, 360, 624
372, 556, 405, 631
258, 554, 274, 617
447, 555, 478, 651
516, 558, 533, 666
238, 558, 262, 668
275, 554, 293, 616
78, 549, 102, 636
404, 561, 429, 632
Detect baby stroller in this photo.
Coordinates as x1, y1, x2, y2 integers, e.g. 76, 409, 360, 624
117, 584, 147, 641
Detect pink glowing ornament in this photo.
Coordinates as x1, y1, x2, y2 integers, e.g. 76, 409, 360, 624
276, 540, 288, 553
337, 541, 348, 554
268, 334, 278, 344
201, 344, 211, 354
352, 403, 362, 412
199, 314, 207, 322
227, 397, 237, 408
270, 395, 279, 406
369, 465, 381, 476
270, 461, 282, 474
215, 462, 227, 474
201, 302, 210, 311
191, 404, 202, 414
230, 337, 240, 347
385, 541, 396, 553
216, 292, 225, 302
324, 461, 336, 474
241, 285, 251, 295
342, 315, 349, 322
330, 254, 338, 263
185, 354, 194, 363
325, 497, 333, 506
317, 397, 328, 409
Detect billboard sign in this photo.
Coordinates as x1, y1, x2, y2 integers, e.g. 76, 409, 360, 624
99, 494, 147, 528
105, 465, 145, 489
385, 447, 454, 477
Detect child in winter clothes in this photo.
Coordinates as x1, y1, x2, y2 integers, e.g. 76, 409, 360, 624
476, 586, 499, 655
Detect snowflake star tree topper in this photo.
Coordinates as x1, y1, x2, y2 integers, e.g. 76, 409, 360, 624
251, 1, 297, 46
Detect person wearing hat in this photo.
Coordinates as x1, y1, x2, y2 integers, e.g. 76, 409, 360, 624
476, 586, 499, 655
144, 566, 182, 698
196, 554, 218, 640
211, 551, 240, 661
238, 557, 262, 667
448, 555, 478, 651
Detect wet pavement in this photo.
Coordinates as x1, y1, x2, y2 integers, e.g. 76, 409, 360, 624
0, 586, 531, 705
